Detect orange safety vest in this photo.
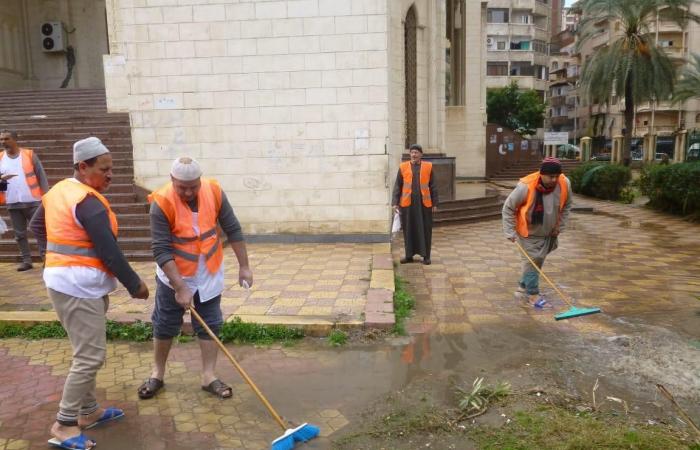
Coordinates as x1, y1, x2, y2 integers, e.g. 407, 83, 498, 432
0, 148, 43, 204
44, 179, 118, 273
399, 161, 433, 208
515, 171, 569, 238
148, 178, 224, 277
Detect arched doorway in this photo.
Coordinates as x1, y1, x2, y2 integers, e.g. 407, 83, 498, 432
404, 5, 417, 149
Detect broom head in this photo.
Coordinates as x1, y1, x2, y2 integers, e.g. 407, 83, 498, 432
271, 423, 320, 450
554, 306, 601, 321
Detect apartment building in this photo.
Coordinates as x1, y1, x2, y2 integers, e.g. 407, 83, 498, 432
575, 2, 700, 154
485, 0, 557, 96
546, 27, 580, 141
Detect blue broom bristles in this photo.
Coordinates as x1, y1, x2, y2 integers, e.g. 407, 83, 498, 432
291, 423, 320, 442
271, 434, 294, 450
271, 423, 320, 450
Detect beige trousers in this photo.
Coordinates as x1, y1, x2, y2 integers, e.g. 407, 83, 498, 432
48, 288, 108, 425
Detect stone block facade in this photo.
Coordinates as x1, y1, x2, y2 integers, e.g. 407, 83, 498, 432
104, 0, 400, 235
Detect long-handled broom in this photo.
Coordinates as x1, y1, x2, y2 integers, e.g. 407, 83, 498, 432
514, 241, 601, 320
189, 307, 320, 449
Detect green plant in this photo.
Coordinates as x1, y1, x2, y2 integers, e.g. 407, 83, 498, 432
456, 377, 511, 417
219, 316, 304, 345
0, 322, 30, 338
618, 186, 637, 204
393, 275, 416, 335
640, 161, 700, 215
105, 320, 153, 342
487, 82, 546, 136
175, 333, 194, 343
24, 322, 67, 339
328, 329, 348, 347
570, 163, 632, 200
569, 161, 605, 193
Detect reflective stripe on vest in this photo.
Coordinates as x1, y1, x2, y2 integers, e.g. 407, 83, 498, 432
148, 178, 224, 277
398, 161, 433, 208
515, 171, 569, 238
43, 179, 118, 273
0, 149, 43, 204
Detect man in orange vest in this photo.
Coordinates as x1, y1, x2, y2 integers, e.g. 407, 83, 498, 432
0, 129, 49, 271
391, 144, 438, 265
137, 157, 253, 400
29, 136, 149, 450
502, 157, 572, 308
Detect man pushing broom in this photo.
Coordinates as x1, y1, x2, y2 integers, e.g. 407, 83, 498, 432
502, 157, 572, 309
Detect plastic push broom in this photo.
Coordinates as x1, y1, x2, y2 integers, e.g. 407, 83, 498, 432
514, 241, 601, 320
189, 307, 320, 449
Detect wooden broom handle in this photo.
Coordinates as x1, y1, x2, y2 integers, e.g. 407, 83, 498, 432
514, 240, 574, 308
189, 306, 287, 431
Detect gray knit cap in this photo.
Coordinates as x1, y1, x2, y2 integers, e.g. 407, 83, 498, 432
170, 156, 202, 181
73, 137, 109, 164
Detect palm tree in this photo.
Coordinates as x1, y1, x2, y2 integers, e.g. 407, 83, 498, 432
578, 0, 699, 164
673, 52, 700, 102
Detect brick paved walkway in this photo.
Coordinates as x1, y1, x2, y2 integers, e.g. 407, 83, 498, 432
396, 192, 699, 336
0, 243, 393, 331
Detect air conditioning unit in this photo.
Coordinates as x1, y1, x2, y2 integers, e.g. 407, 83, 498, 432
41, 22, 66, 52
486, 37, 494, 45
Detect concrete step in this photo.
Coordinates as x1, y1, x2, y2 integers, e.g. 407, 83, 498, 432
434, 203, 503, 220
48, 174, 135, 184
0, 236, 151, 253
0, 251, 153, 263
433, 211, 502, 227
44, 166, 134, 176
36, 154, 133, 164
3, 224, 151, 240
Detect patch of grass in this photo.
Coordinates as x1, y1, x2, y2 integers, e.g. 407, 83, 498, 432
469, 406, 694, 450
392, 275, 416, 335
328, 329, 348, 346
219, 316, 304, 345
175, 333, 194, 344
105, 320, 153, 342
0, 321, 67, 339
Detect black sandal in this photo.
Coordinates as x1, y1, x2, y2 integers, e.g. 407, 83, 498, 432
201, 379, 232, 399
137, 378, 164, 399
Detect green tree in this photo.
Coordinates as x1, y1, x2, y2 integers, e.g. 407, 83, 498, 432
673, 52, 700, 102
578, 0, 699, 165
486, 82, 546, 136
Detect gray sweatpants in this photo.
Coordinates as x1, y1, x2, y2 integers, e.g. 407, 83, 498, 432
9, 205, 38, 263
49, 288, 108, 425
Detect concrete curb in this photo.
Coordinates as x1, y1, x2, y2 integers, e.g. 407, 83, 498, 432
362, 245, 396, 330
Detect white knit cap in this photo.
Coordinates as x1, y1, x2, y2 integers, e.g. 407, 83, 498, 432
170, 156, 202, 181
73, 137, 109, 164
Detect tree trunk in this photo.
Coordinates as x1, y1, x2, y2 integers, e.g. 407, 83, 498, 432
623, 74, 634, 166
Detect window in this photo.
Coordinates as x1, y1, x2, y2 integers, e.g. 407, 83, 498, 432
552, 61, 559, 70
511, 40, 530, 50
532, 40, 548, 54
487, 8, 509, 23
497, 41, 506, 50
487, 62, 508, 76
659, 40, 674, 47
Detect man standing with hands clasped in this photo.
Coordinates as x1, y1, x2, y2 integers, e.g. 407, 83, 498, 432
392, 144, 438, 265
138, 157, 253, 400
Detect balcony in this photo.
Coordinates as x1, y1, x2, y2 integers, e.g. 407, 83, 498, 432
550, 96, 567, 107
635, 125, 677, 136
550, 116, 572, 127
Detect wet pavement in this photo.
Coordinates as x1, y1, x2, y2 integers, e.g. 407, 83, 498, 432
1, 194, 699, 449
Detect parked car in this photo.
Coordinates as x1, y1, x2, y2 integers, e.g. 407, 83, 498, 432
591, 153, 611, 161
687, 143, 700, 162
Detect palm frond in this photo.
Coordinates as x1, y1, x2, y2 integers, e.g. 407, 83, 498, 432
673, 52, 700, 103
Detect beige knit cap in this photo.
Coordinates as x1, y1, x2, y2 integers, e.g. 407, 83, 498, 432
170, 156, 202, 181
